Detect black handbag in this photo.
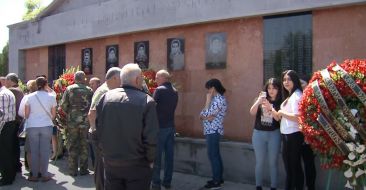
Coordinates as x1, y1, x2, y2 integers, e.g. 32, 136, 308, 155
18, 119, 27, 138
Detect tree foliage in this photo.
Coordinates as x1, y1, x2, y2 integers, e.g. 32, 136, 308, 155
0, 42, 9, 76
23, 0, 45, 20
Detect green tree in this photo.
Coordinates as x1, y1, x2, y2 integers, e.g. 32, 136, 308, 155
0, 42, 9, 76
23, 0, 45, 20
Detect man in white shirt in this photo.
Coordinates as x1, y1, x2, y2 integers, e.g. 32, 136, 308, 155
0, 81, 17, 186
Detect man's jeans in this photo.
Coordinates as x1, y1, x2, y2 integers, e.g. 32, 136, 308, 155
206, 133, 223, 182
152, 127, 175, 186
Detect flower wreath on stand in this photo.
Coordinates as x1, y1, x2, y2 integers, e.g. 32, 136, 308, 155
299, 59, 366, 189
53, 66, 80, 144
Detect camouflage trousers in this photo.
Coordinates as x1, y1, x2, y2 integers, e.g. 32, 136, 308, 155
65, 127, 89, 175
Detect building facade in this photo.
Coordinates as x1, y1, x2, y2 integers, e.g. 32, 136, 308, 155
9, 0, 366, 143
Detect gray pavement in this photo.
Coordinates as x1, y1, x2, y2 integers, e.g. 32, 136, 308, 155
0, 153, 261, 190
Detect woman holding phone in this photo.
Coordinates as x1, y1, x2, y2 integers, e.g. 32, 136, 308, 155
199, 78, 227, 189
250, 78, 282, 190
272, 70, 304, 190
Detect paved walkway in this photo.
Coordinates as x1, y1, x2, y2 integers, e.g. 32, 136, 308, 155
1, 152, 263, 190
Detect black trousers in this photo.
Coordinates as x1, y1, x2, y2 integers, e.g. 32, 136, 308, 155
282, 132, 304, 190
0, 121, 17, 183
90, 131, 104, 190
14, 120, 22, 171
302, 143, 316, 190
104, 164, 152, 190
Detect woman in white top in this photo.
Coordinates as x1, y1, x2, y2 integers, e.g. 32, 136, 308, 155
272, 70, 304, 190
24, 77, 57, 182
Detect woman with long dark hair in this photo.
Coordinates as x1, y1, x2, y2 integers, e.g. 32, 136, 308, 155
250, 78, 282, 190
272, 70, 304, 190
199, 78, 227, 189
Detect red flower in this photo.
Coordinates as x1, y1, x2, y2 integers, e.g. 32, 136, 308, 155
299, 59, 366, 170
52, 66, 80, 127
142, 70, 158, 94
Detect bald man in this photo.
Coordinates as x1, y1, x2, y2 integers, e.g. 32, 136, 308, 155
151, 70, 178, 190
89, 77, 101, 93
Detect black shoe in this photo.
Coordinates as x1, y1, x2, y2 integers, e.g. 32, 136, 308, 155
79, 170, 89, 176
256, 186, 263, 190
207, 179, 224, 185
204, 181, 221, 189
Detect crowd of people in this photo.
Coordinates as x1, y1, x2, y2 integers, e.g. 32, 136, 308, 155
0, 64, 316, 190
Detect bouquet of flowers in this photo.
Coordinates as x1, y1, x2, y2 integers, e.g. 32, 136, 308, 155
53, 66, 80, 127
299, 59, 366, 188
142, 69, 158, 94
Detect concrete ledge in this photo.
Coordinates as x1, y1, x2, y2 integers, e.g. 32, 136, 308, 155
174, 137, 347, 189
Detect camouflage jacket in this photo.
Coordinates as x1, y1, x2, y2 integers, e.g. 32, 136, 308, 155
60, 83, 93, 128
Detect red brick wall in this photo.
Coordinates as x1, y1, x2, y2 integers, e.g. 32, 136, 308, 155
25, 47, 48, 80
61, 18, 264, 141
313, 4, 366, 70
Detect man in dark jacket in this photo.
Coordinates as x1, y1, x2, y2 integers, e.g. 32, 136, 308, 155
151, 70, 178, 190
5, 73, 24, 173
96, 63, 159, 190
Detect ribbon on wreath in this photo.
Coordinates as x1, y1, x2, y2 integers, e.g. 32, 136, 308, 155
332, 64, 366, 107
320, 69, 366, 140
311, 80, 354, 142
317, 113, 350, 155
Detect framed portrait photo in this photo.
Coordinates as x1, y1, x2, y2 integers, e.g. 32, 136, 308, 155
205, 32, 227, 69
134, 41, 149, 69
81, 48, 93, 75
106, 45, 119, 73
167, 38, 185, 71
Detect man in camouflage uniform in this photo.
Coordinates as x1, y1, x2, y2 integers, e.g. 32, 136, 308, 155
60, 71, 93, 176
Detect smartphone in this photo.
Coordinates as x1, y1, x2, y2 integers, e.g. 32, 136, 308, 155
260, 91, 267, 98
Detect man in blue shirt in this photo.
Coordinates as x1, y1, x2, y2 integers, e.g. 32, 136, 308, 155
151, 70, 178, 190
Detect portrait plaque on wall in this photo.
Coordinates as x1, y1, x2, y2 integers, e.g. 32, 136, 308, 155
106, 45, 119, 73
81, 48, 93, 75
167, 38, 185, 71
205, 32, 227, 69
134, 41, 149, 69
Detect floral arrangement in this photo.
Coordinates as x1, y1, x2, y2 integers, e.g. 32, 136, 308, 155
299, 59, 366, 188
142, 69, 157, 94
53, 66, 80, 127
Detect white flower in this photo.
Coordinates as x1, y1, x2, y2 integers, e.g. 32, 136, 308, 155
356, 145, 366, 153
355, 168, 364, 178
344, 168, 353, 178
343, 160, 354, 166
353, 159, 366, 166
347, 143, 355, 152
348, 152, 356, 161
345, 180, 352, 189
